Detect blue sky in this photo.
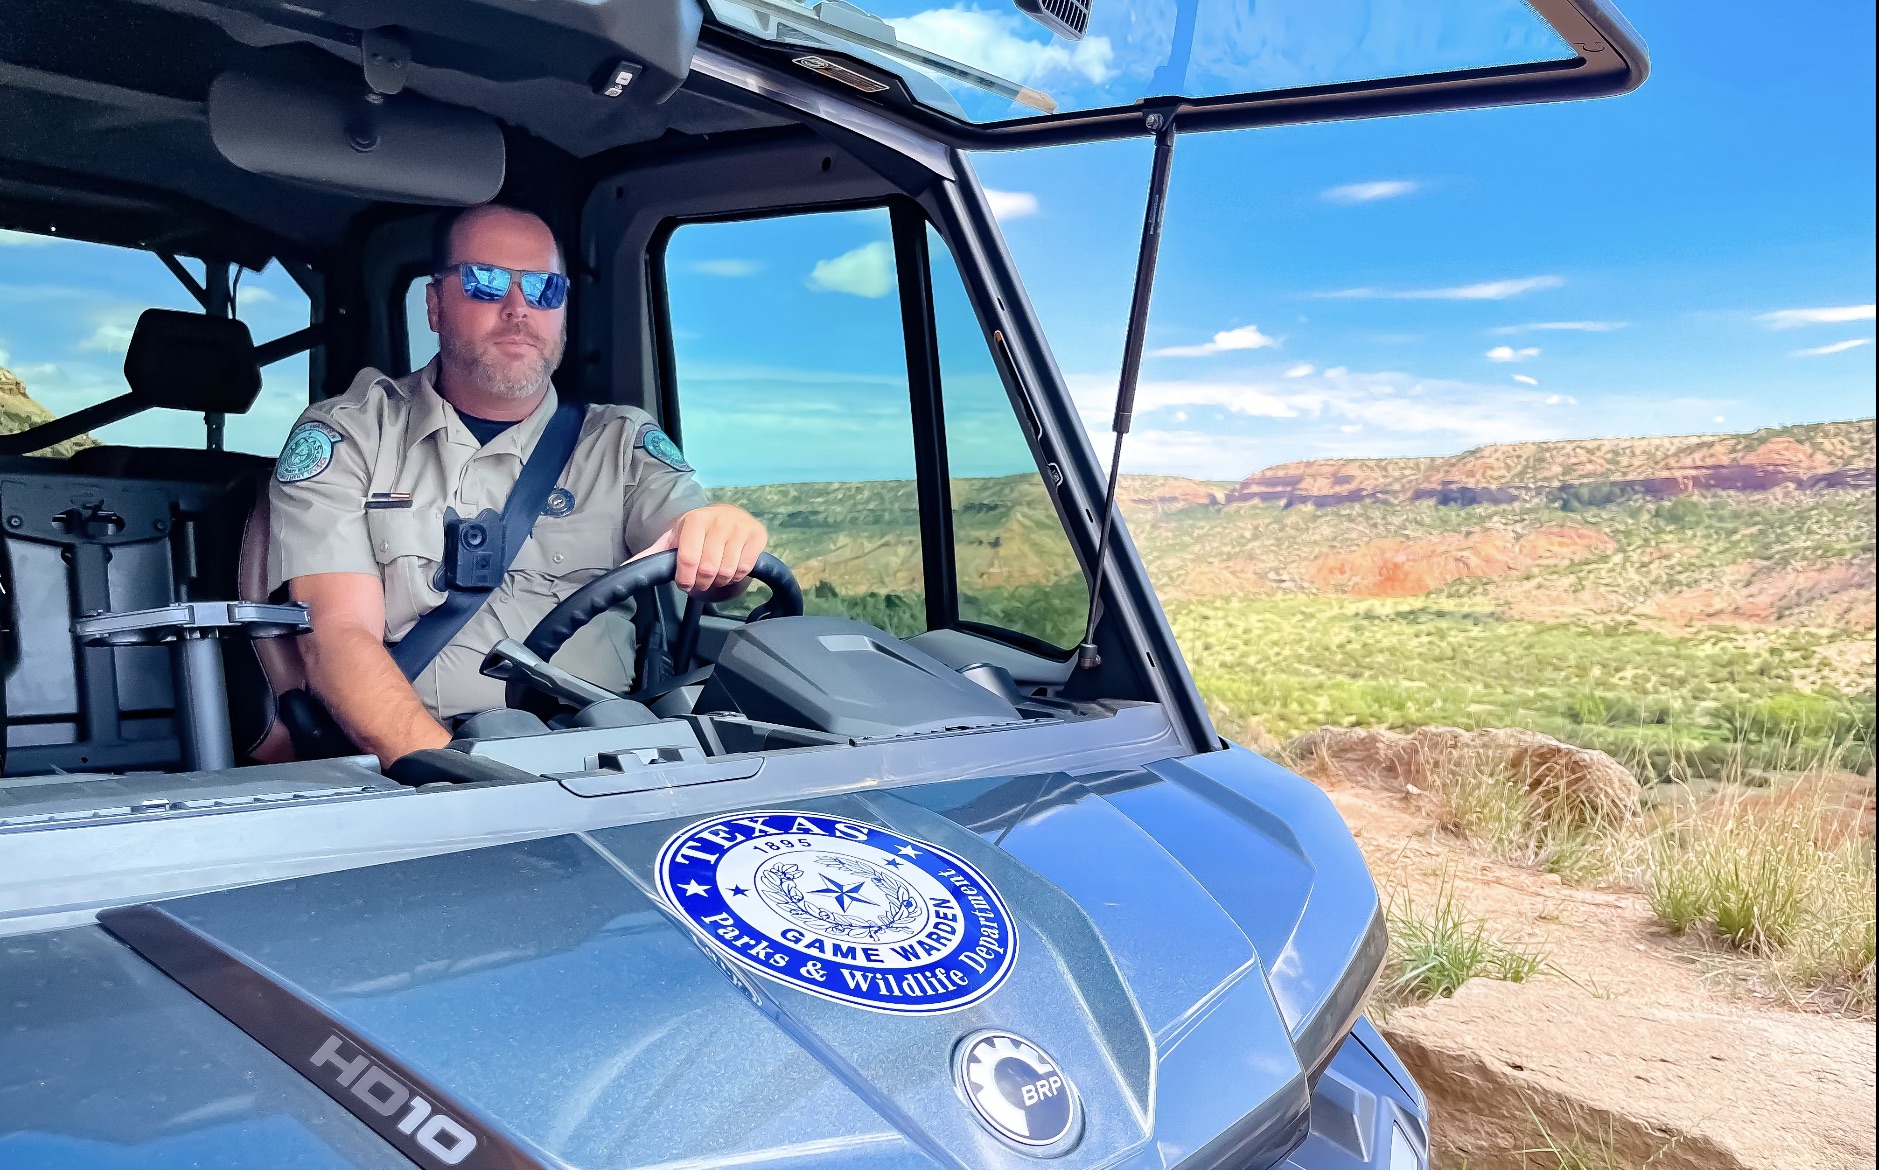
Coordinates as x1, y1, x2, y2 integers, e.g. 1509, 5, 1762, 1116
1, 0, 1871, 482
970, 0, 1876, 476
0, 244, 311, 456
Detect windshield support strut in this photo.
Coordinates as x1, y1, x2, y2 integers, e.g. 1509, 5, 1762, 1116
1078, 111, 1177, 670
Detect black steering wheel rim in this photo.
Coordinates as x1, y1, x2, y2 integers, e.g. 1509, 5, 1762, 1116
508, 550, 802, 709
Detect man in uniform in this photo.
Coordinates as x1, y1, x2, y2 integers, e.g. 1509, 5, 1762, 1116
268, 204, 766, 766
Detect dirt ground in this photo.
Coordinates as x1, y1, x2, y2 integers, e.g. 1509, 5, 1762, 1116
1326, 777, 1878, 1170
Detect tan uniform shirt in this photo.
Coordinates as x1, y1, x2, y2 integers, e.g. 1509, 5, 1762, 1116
267, 360, 707, 718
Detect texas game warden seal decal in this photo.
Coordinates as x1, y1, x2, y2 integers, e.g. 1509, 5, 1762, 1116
657, 810, 1018, 1014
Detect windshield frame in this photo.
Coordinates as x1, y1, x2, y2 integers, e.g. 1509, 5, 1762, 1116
691, 0, 1647, 149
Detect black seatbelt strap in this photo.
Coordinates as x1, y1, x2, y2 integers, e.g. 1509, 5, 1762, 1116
390, 400, 585, 680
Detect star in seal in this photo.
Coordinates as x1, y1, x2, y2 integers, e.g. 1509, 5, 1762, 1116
809, 876, 876, 912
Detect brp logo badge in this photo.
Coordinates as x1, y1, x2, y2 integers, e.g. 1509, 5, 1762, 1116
953, 1030, 1082, 1153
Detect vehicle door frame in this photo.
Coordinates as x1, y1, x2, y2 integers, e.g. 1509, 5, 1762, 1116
577, 126, 1217, 754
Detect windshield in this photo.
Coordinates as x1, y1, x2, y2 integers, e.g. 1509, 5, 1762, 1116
704, 0, 1578, 123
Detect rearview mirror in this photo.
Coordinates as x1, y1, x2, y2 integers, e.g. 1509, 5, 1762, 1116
208, 72, 505, 206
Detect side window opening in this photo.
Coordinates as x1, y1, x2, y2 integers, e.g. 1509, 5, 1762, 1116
927, 225, 1088, 653
224, 262, 313, 456
652, 204, 1088, 653
660, 206, 928, 638
0, 233, 311, 457
403, 272, 439, 374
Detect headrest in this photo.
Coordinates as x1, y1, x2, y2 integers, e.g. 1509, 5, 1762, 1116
123, 309, 263, 415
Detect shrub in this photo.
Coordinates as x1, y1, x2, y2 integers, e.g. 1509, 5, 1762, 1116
1428, 750, 1630, 884
1555, 482, 1635, 512
1653, 496, 1706, 528
1383, 871, 1548, 1004
1646, 794, 1875, 1014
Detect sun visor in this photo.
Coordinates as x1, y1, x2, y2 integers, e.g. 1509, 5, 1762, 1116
208, 72, 505, 206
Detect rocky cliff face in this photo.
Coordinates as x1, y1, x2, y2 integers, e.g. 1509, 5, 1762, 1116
1226, 419, 1876, 508
1117, 475, 1229, 510
1301, 524, 1617, 597
0, 365, 98, 458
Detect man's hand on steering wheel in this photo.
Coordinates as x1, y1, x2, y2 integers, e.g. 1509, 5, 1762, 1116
507, 548, 802, 712
638, 503, 767, 596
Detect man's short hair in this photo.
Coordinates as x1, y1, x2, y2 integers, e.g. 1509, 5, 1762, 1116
429, 204, 565, 276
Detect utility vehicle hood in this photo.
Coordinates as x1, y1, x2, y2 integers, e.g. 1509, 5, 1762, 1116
1, 748, 1383, 1170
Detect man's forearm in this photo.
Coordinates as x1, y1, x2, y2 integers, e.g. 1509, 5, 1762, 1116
300, 625, 452, 766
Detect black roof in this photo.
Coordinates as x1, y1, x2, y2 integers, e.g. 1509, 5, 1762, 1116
0, 0, 789, 262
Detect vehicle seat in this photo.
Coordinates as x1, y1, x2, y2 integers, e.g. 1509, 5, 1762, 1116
238, 476, 302, 762
62, 445, 291, 763
0, 309, 275, 775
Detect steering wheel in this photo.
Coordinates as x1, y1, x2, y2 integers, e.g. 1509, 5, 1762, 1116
507, 549, 803, 710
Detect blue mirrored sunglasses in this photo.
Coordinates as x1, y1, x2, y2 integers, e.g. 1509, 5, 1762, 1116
442, 262, 569, 310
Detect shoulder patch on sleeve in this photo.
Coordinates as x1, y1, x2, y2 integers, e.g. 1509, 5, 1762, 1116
634, 422, 693, 473
276, 420, 344, 483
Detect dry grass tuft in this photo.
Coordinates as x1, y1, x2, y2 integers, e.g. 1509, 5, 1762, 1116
1398, 732, 1875, 1016
1519, 1104, 1683, 1170
1382, 869, 1548, 1007
1645, 789, 1875, 1015
1430, 754, 1635, 885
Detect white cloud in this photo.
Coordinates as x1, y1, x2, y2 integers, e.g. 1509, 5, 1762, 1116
807, 242, 895, 298
1111, 429, 1272, 479
0, 229, 59, 247
0, 343, 9, 367
1283, 363, 1315, 378
887, 8, 1116, 85
78, 319, 138, 354
1066, 364, 1579, 459
238, 285, 277, 305
1322, 180, 1419, 205
1757, 304, 1875, 329
1317, 275, 1564, 301
1713, 415, 1726, 423
1491, 320, 1626, 334
1153, 324, 1279, 358
984, 189, 1039, 220
1072, 376, 1304, 421
1791, 338, 1872, 357
1, 358, 123, 417
690, 259, 763, 277
1486, 345, 1540, 362
1516, 376, 1541, 387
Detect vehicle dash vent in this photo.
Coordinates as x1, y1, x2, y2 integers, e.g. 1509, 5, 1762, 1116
793, 55, 890, 94
1013, 0, 1090, 41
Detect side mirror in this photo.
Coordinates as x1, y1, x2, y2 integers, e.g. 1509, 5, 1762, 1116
208, 72, 505, 205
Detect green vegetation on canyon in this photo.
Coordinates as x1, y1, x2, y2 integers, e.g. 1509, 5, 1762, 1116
714, 419, 1877, 785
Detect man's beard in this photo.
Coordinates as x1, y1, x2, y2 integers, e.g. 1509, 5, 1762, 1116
440, 325, 565, 401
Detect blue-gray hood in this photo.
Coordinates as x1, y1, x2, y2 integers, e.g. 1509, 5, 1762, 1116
2, 748, 1383, 1170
